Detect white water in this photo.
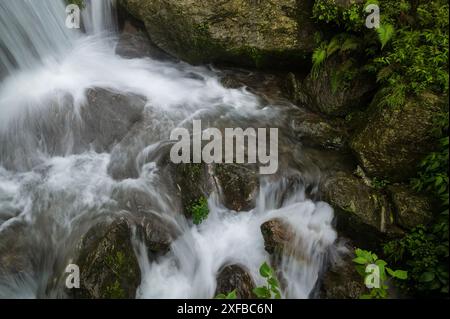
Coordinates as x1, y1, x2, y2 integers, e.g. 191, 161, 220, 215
0, 0, 340, 299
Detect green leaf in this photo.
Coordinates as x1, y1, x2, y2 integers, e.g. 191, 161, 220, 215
259, 262, 272, 278
393, 270, 408, 280
253, 287, 271, 299
353, 257, 367, 265
226, 290, 237, 299
268, 277, 280, 290
419, 272, 436, 282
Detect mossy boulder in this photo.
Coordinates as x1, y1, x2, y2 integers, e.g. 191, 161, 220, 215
284, 56, 376, 116
213, 164, 259, 212
321, 171, 401, 248
119, 0, 316, 68
350, 92, 444, 182
215, 264, 256, 299
71, 214, 174, 299
172, 163, 212, 218
387, 184, 435, 231
72, 217, 141, 299
287, 106, 349, 149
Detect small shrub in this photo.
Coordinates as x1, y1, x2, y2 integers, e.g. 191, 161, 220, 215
252, 262, 281, 299
190, 197, 209, 225
353, 248, 407, 299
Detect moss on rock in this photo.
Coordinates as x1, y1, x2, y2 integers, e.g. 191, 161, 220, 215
351, 92, 445, 182
119, 0, 316, 68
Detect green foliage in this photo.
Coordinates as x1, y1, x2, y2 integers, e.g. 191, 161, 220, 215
311, 33, 360, 78
312, 44, 327, 78
377, 24, 395, 49
252, 262, 281, 299
215, 289, 237, 299
385, 114, 449, 297
312, 0, 366, 31
66, 0, 85, 9
105, 280, 126, 299
353, 248, 407, 299
312, 0, 449, 298
384, 226, 449, 295
189, 196, 209, 225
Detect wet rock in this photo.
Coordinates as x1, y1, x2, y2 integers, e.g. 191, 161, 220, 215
220, 75, 244, 90
112, 186, 177, 254
287, 107, 349, 149
260, 218, 296, 257
215, 265, 256, 299
116, 21, 174, 61
351, 92, 445, 182
284, 55, 376, 117
0, 89, 145, 171
214, 164, 259, 212
72, 217, 141, 299
171, 163, 212, 218
321, 171, 402, 248
387, 184, 435, 231
71, 211, 174, 299
319, 251, 365, 299
81, 89, 145, 152
0, 221, 31, 278
119, 0, 316, 68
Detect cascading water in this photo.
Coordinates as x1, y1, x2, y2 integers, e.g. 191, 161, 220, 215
0, 0, 342, 299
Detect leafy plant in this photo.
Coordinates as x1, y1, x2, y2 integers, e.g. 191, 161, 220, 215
252, 262, 281, 299
384, 226, 449, 295
190, 196, 209, 225
353, 248, 407, 299
377, 24, 395, 49
215, 289, 237, 299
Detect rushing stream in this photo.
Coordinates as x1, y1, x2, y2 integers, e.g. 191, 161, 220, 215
0, 0, 341, 299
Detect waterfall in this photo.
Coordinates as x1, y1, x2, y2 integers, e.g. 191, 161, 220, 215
82, 0, 118, 35
0, 0, 340, 299
0, 0, 75, 76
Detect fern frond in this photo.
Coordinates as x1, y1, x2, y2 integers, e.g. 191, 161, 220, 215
377, 24, 395, 49
327, 36, 341, 56
312, 45, 327, 78
341, 37, 360, 52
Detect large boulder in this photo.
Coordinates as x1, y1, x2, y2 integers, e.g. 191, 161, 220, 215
387, 184, 435, 231
284, 56, 376, 117
0, 89, 145, 172
213, 164, 259, 212
287, 106, 349, 149
119, 0, 316, 67
215, 264, 256, 299
260, 218, 296, 258
351, 92, 445, 182
71, 214, 174, 299
321, 171, 401, 248
172, 163, 213, 218
72, 217, 141, 299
